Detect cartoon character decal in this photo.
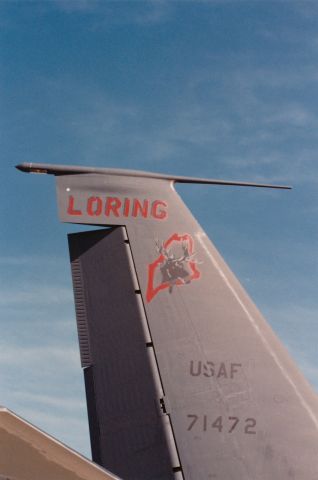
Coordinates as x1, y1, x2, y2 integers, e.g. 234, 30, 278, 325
146, 233, 201, 303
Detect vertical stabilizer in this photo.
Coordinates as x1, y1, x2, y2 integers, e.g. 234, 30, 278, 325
17, 163, 318, 480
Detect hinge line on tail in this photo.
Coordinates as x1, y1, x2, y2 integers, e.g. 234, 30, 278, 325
124, 227, 185, 478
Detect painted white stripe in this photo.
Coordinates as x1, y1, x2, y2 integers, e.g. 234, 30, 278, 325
196, 231, 318, 430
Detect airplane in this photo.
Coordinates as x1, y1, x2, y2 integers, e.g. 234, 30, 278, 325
7, 161, 318, 479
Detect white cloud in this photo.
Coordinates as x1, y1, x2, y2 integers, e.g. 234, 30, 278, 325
292, 1, 318, 20
0, 285, 73, 307
50, 0, 173, 26
131, 1, 173, 26
0, 255, 65, 267
52, 0, 100, 13
263, 104, 315, 128
0, 343, 80, 369
13, 391, 86, 411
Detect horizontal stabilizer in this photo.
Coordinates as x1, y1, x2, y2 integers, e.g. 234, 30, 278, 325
16, 162, 291, 189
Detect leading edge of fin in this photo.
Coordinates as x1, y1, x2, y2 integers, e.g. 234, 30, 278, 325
16, 162, 292, 190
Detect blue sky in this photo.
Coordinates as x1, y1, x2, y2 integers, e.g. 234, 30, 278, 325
1, 0, 318, 458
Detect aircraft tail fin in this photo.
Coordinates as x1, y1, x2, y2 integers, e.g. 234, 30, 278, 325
17, 163, 318, 480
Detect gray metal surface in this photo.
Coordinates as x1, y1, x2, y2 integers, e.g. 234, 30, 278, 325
68, 228, 176, 479
18, 164, 318, 479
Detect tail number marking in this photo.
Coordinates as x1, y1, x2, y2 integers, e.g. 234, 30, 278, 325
187, 415, 256, 434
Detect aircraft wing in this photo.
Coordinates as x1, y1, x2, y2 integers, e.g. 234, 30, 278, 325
0, 406, 120, 480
